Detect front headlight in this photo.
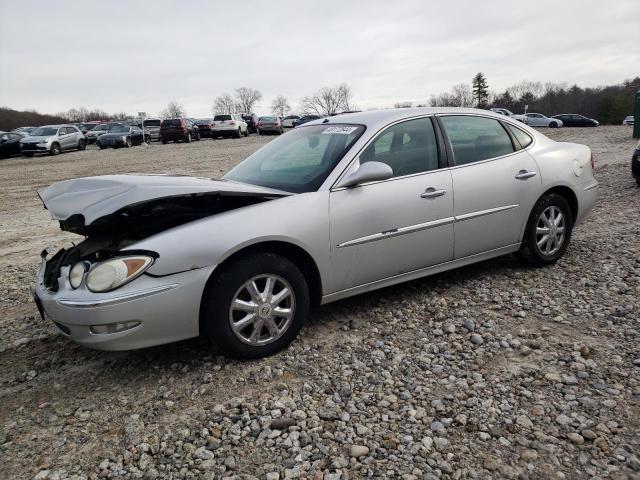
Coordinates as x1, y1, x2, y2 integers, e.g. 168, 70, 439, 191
69, 261, 89, 289
85, 255, 154, 292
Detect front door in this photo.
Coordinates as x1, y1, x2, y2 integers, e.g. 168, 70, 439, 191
329, 117, 454, 293
439, 115, 542, 259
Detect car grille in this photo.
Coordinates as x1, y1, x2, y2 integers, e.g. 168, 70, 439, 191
21, 143, 43, 150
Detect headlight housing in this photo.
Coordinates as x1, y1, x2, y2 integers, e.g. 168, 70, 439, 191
69, 261, 89, 289
85, 255, 154, 292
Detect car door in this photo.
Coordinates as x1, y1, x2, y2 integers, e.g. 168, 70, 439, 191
58, 127, 71, 150
439, 115, 541, 259
329, 116, 454, 292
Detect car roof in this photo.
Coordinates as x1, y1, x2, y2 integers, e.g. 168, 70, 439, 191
304, 107, 514, 130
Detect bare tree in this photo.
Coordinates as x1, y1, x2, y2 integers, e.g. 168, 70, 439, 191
271, 95, 291, 117
235, 87, 262, 114
213, 94, 236, 114
300, 83, 354, 116
450, 83, 474, 107
394, 101, 413, 108
161, 101, 185, 118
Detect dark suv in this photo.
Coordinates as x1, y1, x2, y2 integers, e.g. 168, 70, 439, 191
195, 119, 215, 138
241, 114, 259, 134
160, 118, 201, 143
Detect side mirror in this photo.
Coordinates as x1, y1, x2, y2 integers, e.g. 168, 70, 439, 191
337, 161, 393, 188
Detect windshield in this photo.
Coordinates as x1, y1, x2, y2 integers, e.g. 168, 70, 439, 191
109, 125, 130, 133
224, 124, 365, 193
214, 115, 232, 121
31, 127, 58, 136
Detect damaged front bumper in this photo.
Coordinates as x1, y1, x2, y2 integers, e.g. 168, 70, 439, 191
34, 254, 215, 351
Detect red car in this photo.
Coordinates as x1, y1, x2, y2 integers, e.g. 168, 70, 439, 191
160, 118, 201, 144
195, 119, 215, 138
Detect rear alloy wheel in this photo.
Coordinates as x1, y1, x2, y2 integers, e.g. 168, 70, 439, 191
77, 140, 86, 151
519, 193, 573, 266
236, 128, 242, 138
49, 143, 61, 156
125, 137, 132, 148
549, 121, 559, 128
201, 253, 309, 358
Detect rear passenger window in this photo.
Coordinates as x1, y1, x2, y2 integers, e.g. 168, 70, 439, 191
441, 116, 514, 165
506, 124, 533, 149
360, 117, 439, 177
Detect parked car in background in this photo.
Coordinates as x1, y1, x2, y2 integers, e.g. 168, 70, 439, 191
525, 113, 563, 128
622, 116, 634, 126
73, 123, 100, 134
142, 118, 162, 142
257, 116, 283, 135
195, 119, 215, 138
212, 114, 248, 138
85, 123, 122, 143
33, 108, 598, 358
0, 131, 27, 159
632, 139, 640, 185
292, 114, 322, 127
160, 118, 200, 143
20, 125, 86, 156
551, 114, 599, 127
12, 126, 36, 134
241, 114, 259, 134
96, 125, 148, 149
490, 108, 528, 124
281, 115, 300, 128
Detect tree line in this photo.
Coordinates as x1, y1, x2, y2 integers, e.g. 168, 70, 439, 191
423, 73, 639, 124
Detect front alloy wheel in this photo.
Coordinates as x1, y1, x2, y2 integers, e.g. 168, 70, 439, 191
201, 253, 309, 358
229, 275, 295, 346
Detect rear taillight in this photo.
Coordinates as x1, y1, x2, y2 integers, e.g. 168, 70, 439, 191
590, 151, 595, 170
229, 121, 236, 126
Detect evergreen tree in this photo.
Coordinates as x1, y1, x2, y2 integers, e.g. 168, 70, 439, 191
472, 72, 489, 108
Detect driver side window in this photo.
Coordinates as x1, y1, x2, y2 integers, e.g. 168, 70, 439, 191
360, 117, 439, 178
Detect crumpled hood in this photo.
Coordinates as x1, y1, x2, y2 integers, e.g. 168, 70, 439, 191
38, 174, 290, 227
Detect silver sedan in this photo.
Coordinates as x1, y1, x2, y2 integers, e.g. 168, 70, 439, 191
34, 108, 598, 358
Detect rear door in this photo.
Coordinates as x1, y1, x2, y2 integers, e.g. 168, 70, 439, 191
329, 116, 454, 292
59, 127, 73, 150
439, 115, 541, 259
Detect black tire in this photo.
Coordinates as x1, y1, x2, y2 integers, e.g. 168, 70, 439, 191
201, 253, 310, 359
636, 178, 640, 186
161, 139, 167, 145
195, 131, 201, 141
99, 146, 105, 150
235, 128, 242, 138
25, 153, 34, 157
185, 132, 192, 143
77, 139, 87, 151
518, 193, 573, 267
257, 130, 261, 136
125, 137, 132, 148
549, 122, 559, 129
144, 135, 150, 143
243, 128, 249, 137
49, 143, 61, 156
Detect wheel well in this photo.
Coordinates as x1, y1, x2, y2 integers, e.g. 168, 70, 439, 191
210, 241, 323, 306
542, 186, 578, 222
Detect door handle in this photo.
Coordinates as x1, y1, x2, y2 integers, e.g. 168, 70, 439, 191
420, 188, 447, 199
515, 170, 537, 180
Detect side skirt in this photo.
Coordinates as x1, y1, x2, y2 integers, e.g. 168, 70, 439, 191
320, 243, 521, 304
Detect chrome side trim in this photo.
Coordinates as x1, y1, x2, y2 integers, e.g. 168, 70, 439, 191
337, 204, 518, 248
336, 217, 455, 248
57, 284, 179, 308
322, 243, 521, 304
583, 181, 599, 191
455, 204, 518, 222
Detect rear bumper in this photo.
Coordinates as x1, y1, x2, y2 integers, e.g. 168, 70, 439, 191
258, 126, 282, 132
576, 180, 599, 225
161, 132, 189, 141
34, 261, 216, 351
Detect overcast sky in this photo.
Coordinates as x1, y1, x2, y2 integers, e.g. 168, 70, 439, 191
1, 0, 638, 117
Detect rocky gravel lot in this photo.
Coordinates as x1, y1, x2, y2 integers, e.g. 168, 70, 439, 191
0, 126, 638, 479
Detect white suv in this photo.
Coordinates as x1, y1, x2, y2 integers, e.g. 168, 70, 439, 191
212, 114, 248, 138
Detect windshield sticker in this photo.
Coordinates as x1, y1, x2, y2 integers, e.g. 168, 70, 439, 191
322, 126, 358, 135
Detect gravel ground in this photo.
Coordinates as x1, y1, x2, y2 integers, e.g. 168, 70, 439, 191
0, 126, 638, 480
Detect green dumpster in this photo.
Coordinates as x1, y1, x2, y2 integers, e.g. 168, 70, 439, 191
634, 89, 640, 139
